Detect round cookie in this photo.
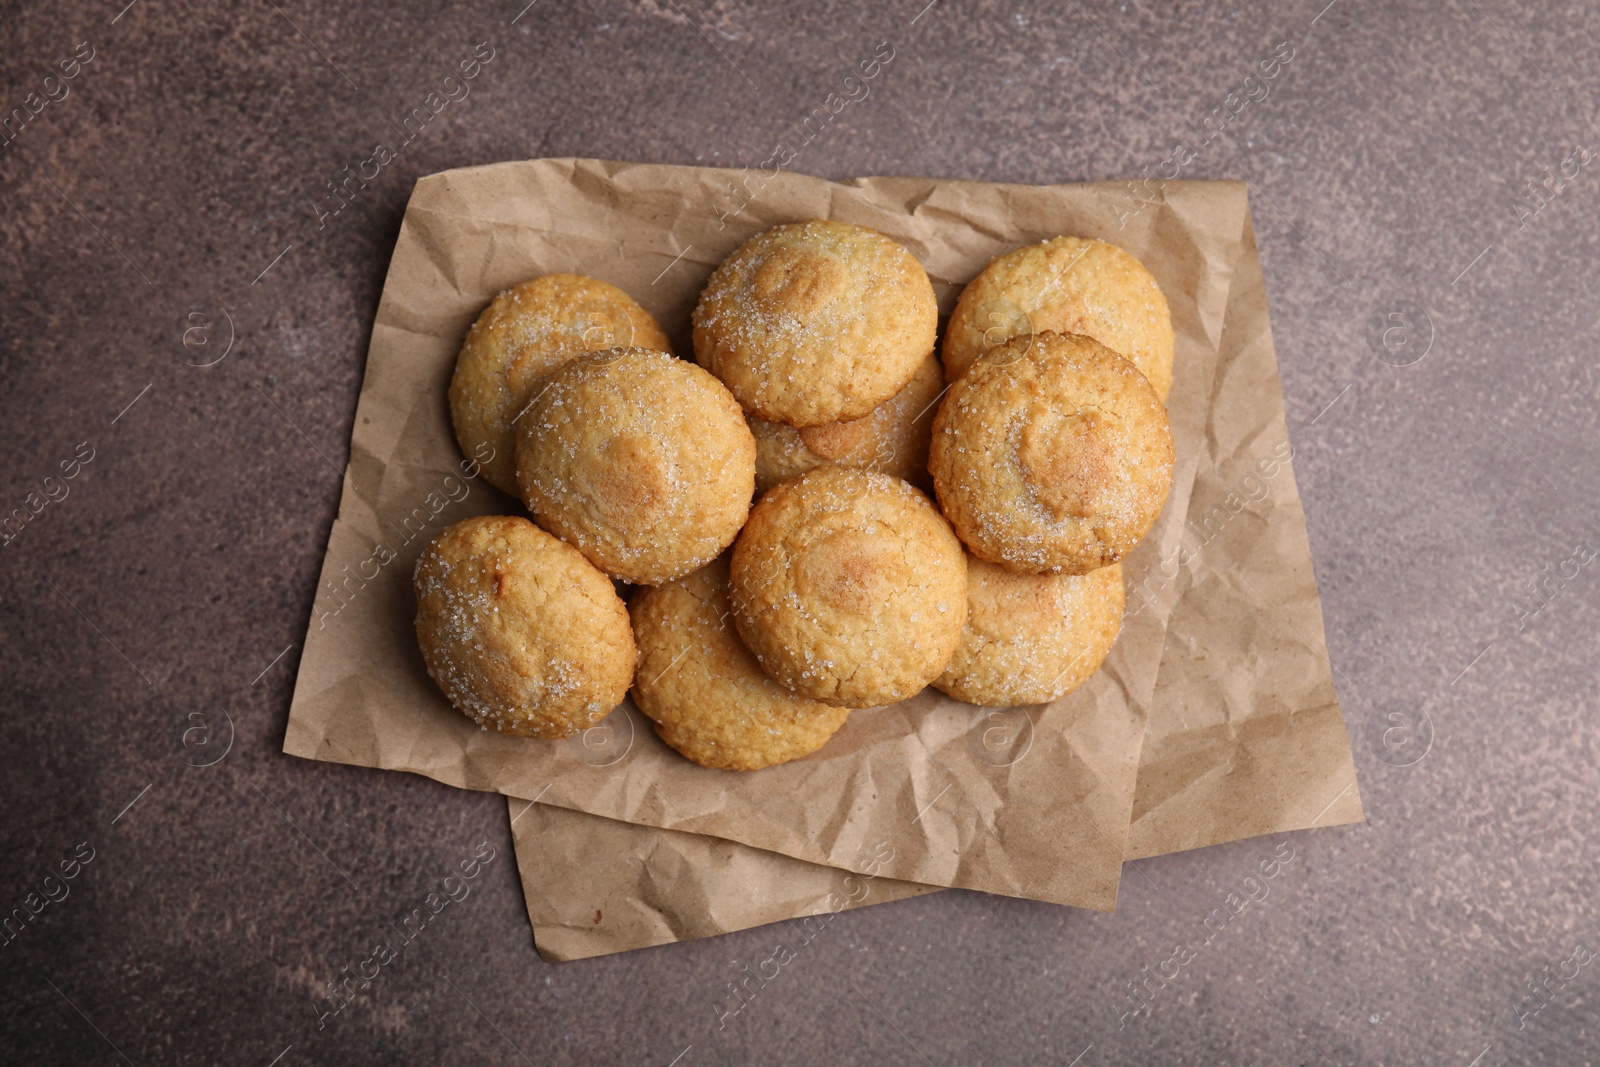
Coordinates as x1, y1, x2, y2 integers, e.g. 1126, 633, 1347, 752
693, 219, 938, 427
449, 274, 673, 495
933, 557, 1124, 706
750, 352, 945, 495
631, 557, 852, 771
942, 236, 1174, 401
516, 348, 756, 586
929, 331, 1173, 575
730, 466, 967, 708
413, 515, 635, 739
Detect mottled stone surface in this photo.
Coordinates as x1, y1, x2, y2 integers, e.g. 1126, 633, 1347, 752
2, 1, 1597, 1064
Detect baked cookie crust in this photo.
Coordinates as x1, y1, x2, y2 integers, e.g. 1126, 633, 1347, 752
693, 219, 937, 427
942, 236, 1174, 402
413, 515, 635, 738
929, 331, 1173, 575
934, 558, 1124, 706
730, 466, 967, 708
516, 348, 756, 586
749, 351, 944, 495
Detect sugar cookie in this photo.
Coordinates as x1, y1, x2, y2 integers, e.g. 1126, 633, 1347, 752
413, 515, 635, 738
929, 331, 1173, 575
516, 348, 756, 586
730, 466, 966, 708
934, 557, 1123, 706
693, 219, 937, 426
750, 352, 944, 495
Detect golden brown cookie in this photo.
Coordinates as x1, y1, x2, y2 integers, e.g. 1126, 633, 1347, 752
730, 466, 967, 708
413, 515, 635, 738
449, 274, 673, 495
933, 557, 1124, 706
749, 352, 945, 495
942, 236, 1174, 401
693, 219, 938, 427
516, 348, 756, 586
929, 331, 1173, 575
631, 557, 852, 770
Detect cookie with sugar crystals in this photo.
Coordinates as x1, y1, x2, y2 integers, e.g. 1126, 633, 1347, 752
730, 466, 966, 708
942, 236, 1174, 402
631, 557, 851, 771
934, 557, 1124, 706
449, 273, 672, 495
413, 515, 635, 739
693, 219, 937, 427
929, 331, 1173, 575
515, 348, 756, 586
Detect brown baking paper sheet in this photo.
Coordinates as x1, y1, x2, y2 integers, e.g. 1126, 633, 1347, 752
1124, 213, 1364, 858
285, 159, 1249, 910
509, 800, 940, 963
507, 214, 1364, 962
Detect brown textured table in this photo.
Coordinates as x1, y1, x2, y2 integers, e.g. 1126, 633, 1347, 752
3, 2, 1598, 1064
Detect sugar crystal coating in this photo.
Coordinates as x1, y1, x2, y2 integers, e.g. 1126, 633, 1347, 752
934, 556, 1124, 706
930, 331, 1174, 575
730, 466, 967, 708
693, 220, 938, 427
516, 348, 756, 586
413, 514, 635, 738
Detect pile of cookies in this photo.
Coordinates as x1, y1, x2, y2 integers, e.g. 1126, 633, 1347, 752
414, 220, 1174, 771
